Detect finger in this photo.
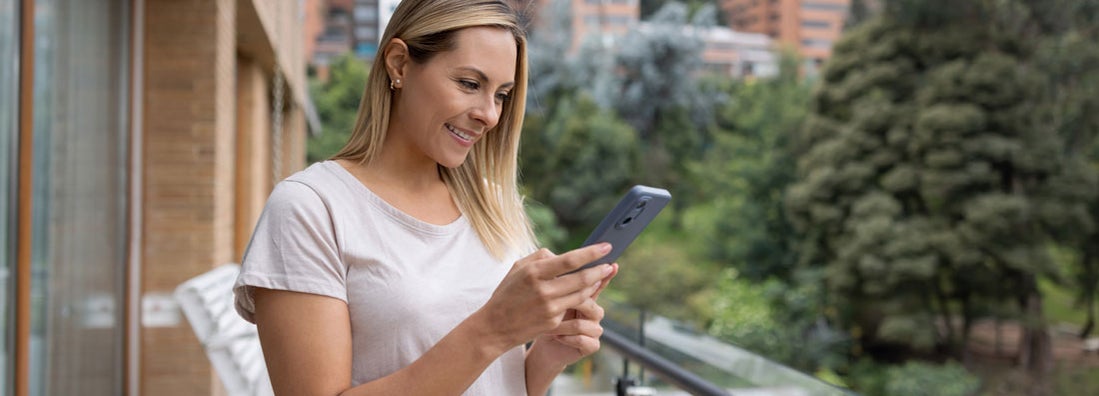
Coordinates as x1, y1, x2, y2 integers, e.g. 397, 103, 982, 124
537, 243, 612, 279
520, 248, 556, 265
590, 263, 619, 299
553, 334, 601, 355
556, 276, 606, 311
505, 248, 555, 281
570, 298, 605, 322
538, 263, 613, 303
545, 318, 604, 338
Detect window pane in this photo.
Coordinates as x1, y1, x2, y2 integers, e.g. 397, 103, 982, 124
0, 0, 19, 394
29, 0, 128, 395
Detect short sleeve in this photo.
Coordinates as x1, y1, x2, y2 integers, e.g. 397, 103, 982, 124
234, 180, 346, 323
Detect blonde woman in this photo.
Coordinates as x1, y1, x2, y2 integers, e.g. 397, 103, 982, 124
233, 0, 619, 394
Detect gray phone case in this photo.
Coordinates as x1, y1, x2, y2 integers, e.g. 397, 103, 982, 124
567, 185, 671, 274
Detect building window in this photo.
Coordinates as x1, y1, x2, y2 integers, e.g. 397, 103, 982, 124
353, 5, 377, 21
354, 26, 376, 42
584, 14, 600, 27
802, 2, 848, 12
801, 19, 831, 29
608, 14, 633, 26
802, 38, 833, 48
0, 0, 18, 393
30, 0, 129, 394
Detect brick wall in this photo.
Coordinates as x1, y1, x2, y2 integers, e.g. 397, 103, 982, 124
139, 0, 310, 393
141, 0, 237, 394
234, 56, 271, 261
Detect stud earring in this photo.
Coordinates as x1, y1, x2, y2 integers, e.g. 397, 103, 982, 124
390, 78, 401, 90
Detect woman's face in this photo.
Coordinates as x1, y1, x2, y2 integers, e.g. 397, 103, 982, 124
390, 26, 518, 169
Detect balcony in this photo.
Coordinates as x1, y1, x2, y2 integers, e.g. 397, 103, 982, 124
553, 301, 855, 396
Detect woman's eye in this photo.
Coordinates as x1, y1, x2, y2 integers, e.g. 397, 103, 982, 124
495, 92, 510, 103
459, 79, 479, 90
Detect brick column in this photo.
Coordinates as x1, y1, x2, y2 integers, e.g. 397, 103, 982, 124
234, 56, 271, 261
141, 0, 237, 394
281, 105, 308, 180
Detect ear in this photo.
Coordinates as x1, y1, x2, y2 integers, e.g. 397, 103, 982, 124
384, 38, 410, 87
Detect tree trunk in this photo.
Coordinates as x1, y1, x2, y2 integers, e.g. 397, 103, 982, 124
936, 284, 956, 348
1081, 247, 1097, 339
1017, 288, 1052, 396
1083, 313, 1095, 339
961, 299, 974, 364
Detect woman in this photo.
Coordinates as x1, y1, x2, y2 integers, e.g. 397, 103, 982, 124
233, 0, 619, 394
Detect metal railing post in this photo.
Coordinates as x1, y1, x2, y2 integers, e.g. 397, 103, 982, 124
601, 328, 730, 396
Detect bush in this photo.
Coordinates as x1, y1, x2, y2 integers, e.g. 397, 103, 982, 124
885, 361, 980, 396
849, 360, 980, 396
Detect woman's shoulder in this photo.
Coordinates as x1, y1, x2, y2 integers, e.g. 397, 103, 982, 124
275, 160, 358, 199
264, 161, 355, 214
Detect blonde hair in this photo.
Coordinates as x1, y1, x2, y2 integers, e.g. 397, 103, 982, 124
331, 0, 536, 258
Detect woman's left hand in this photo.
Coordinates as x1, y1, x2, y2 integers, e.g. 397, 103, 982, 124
527, 263, 618, 368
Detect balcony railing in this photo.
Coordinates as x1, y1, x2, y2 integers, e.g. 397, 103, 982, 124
559, 301, 857, 396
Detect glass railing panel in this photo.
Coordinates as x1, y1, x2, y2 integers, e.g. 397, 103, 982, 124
555, 300, 856, 396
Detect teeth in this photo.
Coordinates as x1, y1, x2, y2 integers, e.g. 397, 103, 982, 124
446, 124, 473, 141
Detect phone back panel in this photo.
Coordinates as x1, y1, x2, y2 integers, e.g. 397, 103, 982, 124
578, 185, 671, 270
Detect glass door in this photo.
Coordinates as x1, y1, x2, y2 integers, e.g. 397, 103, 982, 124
29, 0, 129, 394
0, 0, 20, 394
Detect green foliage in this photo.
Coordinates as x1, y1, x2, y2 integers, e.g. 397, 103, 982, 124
307, 53, 369, 162
604, 211, 717, 323
706, 269, 849, 372
884, 361, 981, 396
1029, 12, 1099, 337
525, 198, 568, 252
610, 2, 713, 202
848, 359, 980, 396
786, 4, 1099, 363
520, 94, 639, 229
685, 53, 810, 281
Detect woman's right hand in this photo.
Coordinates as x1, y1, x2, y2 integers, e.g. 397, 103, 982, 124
473, 243, 614, 354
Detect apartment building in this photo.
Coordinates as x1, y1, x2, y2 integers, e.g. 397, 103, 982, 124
570, 0, 640, 50
721, 0, 850, 68
700, 26, 777, 78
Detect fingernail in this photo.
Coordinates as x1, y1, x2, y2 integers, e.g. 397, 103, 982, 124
602, 264, 613, 275
600, 243, 612, 253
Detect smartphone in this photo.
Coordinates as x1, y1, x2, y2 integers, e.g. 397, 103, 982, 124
563, 185, 671, 275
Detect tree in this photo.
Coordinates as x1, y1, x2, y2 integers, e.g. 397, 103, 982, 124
785, 2, 1095, 387
1023, 0, 1099, 338
524, 1, 723, 229
606, 3, 720, 210
307, 53, 369, 163
520, 94, 639, 230
687, 52, 809, 281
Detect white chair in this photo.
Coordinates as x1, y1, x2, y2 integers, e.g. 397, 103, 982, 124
174, 264, 274, 396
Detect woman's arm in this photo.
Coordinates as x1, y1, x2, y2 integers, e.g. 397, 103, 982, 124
253, 243, 614, 396
254, 288, 505, 396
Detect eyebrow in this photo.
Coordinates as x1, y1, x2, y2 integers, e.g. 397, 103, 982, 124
457, 66, 515, 90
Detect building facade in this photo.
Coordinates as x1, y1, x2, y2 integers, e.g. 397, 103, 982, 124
721, 0, 849, 68
305, 0, 401, 79
570, 0, 640, 51
3, 0, 312, 395
699, 26, 777, 79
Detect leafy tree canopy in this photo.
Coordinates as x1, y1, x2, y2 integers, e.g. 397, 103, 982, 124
787, 1, 1098, 370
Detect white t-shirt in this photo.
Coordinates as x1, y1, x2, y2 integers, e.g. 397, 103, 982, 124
234, 160, 528, 395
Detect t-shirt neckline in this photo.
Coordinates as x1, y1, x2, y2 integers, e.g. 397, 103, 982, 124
320, 160, 467, 236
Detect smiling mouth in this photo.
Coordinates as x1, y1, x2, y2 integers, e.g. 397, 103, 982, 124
446, 123, 475, 142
